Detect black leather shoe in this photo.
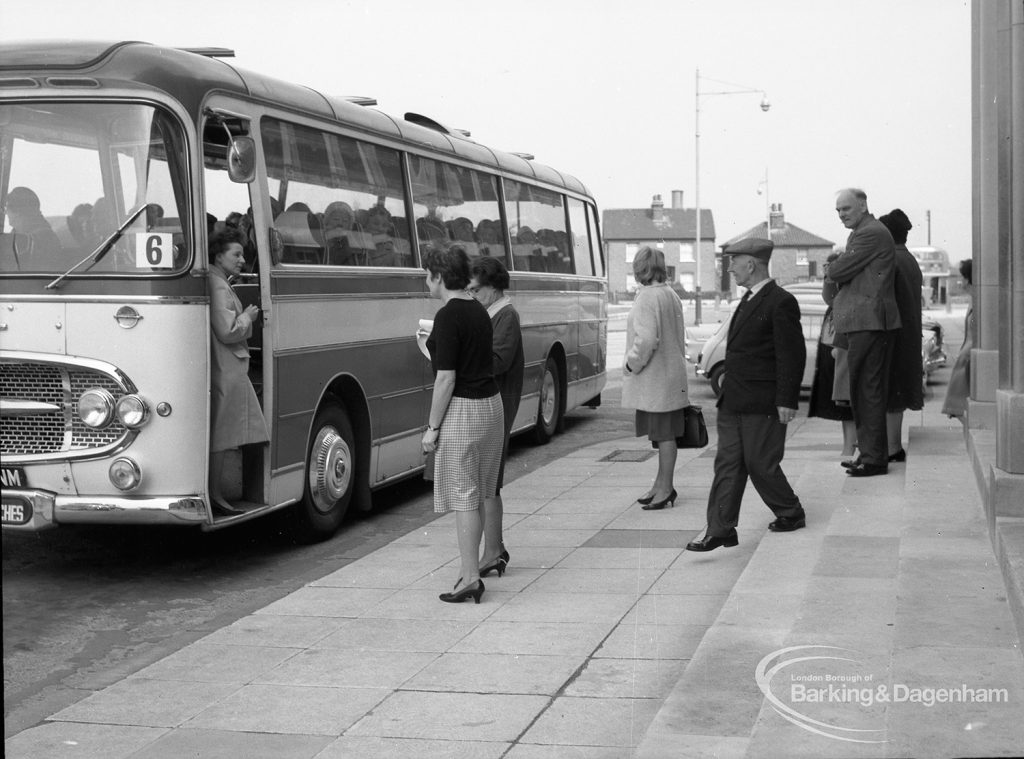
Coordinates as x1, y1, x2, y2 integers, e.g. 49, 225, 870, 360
841, 457, 861, 469
685, 530, 739, 552
642, 489, 677, 511
847, 463, 888, 477
768, 513, 806, 532
888, 448, 907, 463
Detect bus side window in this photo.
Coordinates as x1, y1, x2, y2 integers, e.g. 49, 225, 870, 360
261, 118, 409, 268
409, 156, 506, 264
566, 197, 595, 276
504, 181, 572, 274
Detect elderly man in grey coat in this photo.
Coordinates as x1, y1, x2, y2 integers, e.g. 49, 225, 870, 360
828, 188, 902, 477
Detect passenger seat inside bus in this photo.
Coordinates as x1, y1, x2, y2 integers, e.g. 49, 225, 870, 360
275, 210, 324, 264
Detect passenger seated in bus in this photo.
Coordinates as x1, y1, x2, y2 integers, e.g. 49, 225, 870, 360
68, 203, 94, 248
207, 227, 269, 517
365, 204, 398, 266
449, 216, 480, 257
323, 200, 359, 265
512, 225, 539, 271
146, 203, 165, 230
4, 186, 63, 269
476, 219, 500, 254
237, 208, 259, 272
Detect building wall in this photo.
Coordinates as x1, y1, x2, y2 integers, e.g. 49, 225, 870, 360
768, 247, 834, 286
972, 0, 1024, 473
606, 238, 718, 301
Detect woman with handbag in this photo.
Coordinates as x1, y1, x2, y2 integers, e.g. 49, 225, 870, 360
621, 246, 689, 511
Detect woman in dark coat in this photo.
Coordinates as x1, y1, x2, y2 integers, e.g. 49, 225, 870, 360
468, 256, 524, 578
808, 253, 856, 457
879, 209, 923, 462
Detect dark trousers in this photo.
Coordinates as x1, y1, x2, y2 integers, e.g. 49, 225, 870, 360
705, 408, 802, 536
845, 330, 896, 467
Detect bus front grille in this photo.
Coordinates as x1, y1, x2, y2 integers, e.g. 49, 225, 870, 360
1, 361, 128, 457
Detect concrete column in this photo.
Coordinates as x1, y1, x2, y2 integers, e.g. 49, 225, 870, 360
969, 0, 1001, 430
996, 0, 1024, 473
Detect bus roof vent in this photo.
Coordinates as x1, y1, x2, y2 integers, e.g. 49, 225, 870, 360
343, 96, 377, 106
404, 112, 470, 138
511, 152, 536, 161
178, 47, 236, 58
46, 76, 100, 88
0, 77, 38, 88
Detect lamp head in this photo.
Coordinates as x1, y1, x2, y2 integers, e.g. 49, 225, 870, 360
760, 97, 771, 112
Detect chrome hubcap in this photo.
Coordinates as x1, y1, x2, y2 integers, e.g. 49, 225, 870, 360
308, 426, 351, 513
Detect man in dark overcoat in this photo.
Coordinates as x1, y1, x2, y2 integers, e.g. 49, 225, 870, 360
687, 238, 807, 552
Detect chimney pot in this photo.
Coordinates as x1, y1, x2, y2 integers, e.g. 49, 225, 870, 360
651, 194, 664, 223
671, 190, 685, 209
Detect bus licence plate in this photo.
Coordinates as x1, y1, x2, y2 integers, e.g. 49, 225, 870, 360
1, 494, 33, 526
1, 466, 28, 489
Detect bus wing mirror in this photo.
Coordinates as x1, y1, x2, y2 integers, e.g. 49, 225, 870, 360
228, 136, 256, 183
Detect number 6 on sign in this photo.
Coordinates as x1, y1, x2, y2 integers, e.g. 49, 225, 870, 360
134, 233, 174, 268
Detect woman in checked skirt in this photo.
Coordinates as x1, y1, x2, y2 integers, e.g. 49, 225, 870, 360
420, 245, 504, 604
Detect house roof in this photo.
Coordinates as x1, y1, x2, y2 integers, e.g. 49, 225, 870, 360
721, 221, 834, 250
602, 208, 716, 241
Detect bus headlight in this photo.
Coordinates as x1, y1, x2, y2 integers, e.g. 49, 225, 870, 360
79, 388, 116, 428
115, 394, 150, 428
109, 458, 142, 491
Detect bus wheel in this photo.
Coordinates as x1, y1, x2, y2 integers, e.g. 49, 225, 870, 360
532, 356, 562, 444
708, 364, 724, 397
294, 405, 355, 541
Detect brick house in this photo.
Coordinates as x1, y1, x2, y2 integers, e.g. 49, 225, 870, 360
720, 204, 834, 291
602, 192, 716, 302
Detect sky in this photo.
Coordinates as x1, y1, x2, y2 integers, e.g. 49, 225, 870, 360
0, 0, 973, 258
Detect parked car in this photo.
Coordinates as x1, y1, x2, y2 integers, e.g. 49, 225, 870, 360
922, 318, 947, 387
696, 285, 948, 398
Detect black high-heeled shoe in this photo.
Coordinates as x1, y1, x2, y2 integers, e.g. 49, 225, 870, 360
479, 549, 509, 578
642, 488, 677, 511
637, 493, 655, 505
439, 578, 485, 604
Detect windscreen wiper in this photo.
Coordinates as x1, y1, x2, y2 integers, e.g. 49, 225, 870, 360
46, 204, 147, 290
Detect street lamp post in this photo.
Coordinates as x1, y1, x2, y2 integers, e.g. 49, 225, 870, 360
694, 68, 770, 324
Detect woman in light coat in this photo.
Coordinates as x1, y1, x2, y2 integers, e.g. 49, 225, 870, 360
208, 228, 268, 516
622, 246, 689, 510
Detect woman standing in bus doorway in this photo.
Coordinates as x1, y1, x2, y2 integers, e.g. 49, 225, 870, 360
208, 228, 268, 517
468, 256, 525, 579
622, 246, 689, 511
421, 245, 504, 604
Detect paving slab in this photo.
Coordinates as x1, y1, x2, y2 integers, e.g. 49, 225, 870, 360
7, 404, 1024, 759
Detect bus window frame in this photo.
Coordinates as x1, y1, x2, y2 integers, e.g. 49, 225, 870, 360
1, 96, 197, 280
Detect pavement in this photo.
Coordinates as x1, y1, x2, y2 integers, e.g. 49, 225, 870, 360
7, 308, 1024, 758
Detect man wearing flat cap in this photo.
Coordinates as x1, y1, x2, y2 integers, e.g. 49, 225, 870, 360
687, 237, 807, 552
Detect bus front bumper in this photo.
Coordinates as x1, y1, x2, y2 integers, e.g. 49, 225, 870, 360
1, 489, 208, 531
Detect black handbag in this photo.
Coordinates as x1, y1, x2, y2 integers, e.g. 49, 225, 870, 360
677, 405, 709, 448
650, 405, 709, 449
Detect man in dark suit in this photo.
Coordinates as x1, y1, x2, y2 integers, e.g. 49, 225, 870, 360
828, 188, 902, 477
687, 238, 807, 552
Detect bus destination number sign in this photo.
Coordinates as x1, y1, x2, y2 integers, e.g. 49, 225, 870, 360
134, 233, 175, 269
